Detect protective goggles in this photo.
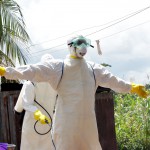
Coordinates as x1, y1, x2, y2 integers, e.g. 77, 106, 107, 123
68, 36, 94, 48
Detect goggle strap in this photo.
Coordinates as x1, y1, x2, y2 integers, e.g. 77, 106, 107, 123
68, 43, 94, 48
90, 45, 94, 48
68, 42, 73, 47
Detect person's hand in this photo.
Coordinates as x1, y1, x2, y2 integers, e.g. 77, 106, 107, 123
34, 110, 51, 124
0, 66, 6, 76
131, 83, 149, 98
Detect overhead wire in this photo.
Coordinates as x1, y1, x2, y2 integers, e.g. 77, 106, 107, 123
27, 5, 150, 58
99, 20, 150, 40
29, 19, 150, 59
27, 5, 150, 49
85, 5, 150, 37
29, 43, 66, 55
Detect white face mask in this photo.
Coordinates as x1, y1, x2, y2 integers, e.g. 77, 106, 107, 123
68, 36, 93, 58
75, 45, 87, 58
68, 44, 87, 58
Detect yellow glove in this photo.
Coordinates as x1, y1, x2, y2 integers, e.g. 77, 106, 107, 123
34, 110, 51, 124
0, 66, 6, 76
131, 83, 149, 98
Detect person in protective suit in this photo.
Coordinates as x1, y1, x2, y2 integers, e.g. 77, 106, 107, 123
14, 54, 57, 150
0, 35, 149, 150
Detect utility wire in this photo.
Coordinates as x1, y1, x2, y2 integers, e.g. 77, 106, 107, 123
27, 5, 150, 56
29, 43, 66, 55
27, 5, 150, 48
29, 19, 150, 59
99, 20, 150, 40
85, 5, 150, 37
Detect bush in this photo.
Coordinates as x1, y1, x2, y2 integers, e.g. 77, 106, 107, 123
114, 93, 150, 150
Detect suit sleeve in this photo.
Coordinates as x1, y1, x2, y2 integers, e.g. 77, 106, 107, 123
22, 81, 37, 112
94, 64, 132, 93
4, 59, 63, 90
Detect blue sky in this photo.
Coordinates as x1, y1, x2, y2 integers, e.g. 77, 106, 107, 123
16, 0, 150, 84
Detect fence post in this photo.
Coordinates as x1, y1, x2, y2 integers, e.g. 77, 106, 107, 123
95, 87, 117, 150
0, 83, 23, 150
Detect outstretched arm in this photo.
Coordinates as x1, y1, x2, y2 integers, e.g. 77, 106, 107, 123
0, 63, 50, 81
94, 64, 149, 98
0, 60, 63, 89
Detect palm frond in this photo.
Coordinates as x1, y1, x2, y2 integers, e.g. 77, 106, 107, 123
0, 49, 15, 66
0, 0, 31, 66
1, 0, 30, 42
1, 32, 27, 64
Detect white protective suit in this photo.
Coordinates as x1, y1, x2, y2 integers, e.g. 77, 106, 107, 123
20, 81, 57, 150
4, 36, 132, 150
14, 83, 26, 113
14, 54, 57, 150
5, 56, 131, 150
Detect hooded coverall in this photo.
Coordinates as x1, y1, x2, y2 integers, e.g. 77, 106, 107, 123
15, 81, 57, 150
5, 56, 131, 150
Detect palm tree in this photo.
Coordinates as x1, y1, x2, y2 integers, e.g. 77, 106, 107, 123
0, 0, 31, 66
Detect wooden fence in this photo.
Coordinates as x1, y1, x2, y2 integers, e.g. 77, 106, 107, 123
0, 84, 117, 150
0, 90, 22, 150
95, 91, 117, 150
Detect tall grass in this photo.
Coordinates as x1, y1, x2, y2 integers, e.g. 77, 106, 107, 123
114, 93, 150, 150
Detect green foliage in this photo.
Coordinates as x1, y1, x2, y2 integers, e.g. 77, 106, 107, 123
101, 63, 112, 67
145, 84, 150, 90
0, 0, 31, 83
114, 93, 150, 150
1, 76, 19, 83
0, 0, 31, 66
